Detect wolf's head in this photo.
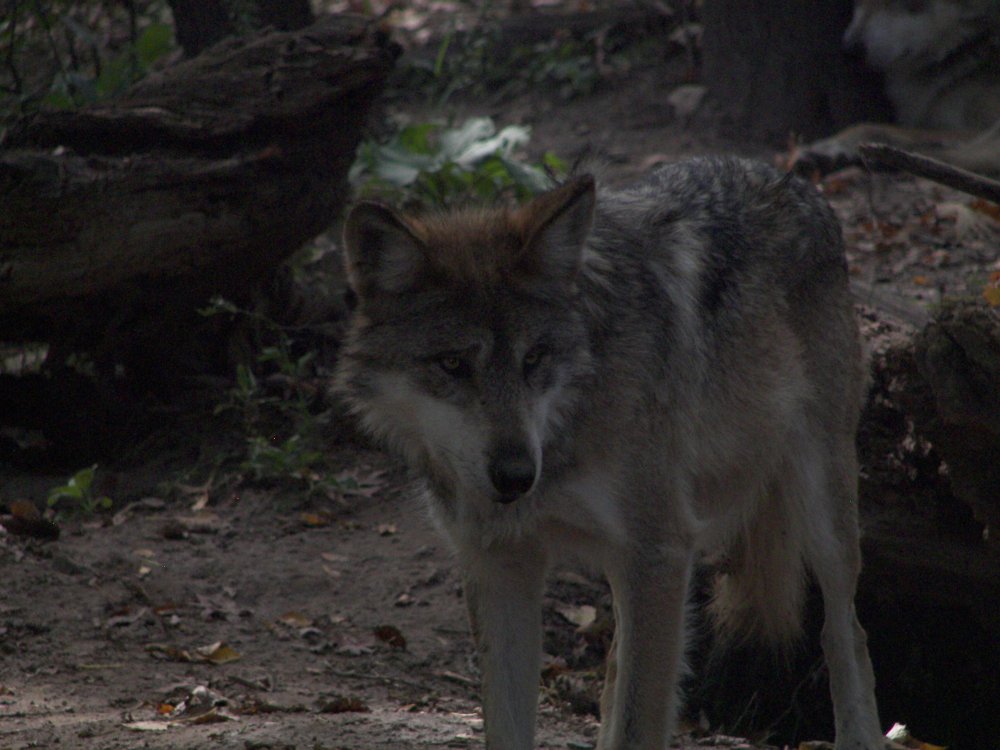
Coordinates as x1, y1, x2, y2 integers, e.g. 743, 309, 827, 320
335, 177, 596, 511
843, 0, 996, 71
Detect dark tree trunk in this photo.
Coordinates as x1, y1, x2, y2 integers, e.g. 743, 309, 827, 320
167, 0, 315, 57
256, 0, 314, 32
701, 0, 892, 143
166, 0, 233, 57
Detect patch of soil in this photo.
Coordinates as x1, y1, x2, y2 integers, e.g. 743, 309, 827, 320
0, 448, 599, 749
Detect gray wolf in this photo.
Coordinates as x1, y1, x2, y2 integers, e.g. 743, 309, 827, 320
335, 157, 883, 750
798, 0, 1000, 175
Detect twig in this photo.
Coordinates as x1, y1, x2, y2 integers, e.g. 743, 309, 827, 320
32, 0, 73, 104
850, 279, 930, 329
3, 0, 23, 96
327, 668, 430, 691
860, 142, 1000, 205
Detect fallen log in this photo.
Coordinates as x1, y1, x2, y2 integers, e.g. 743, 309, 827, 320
0, 15, 396, 376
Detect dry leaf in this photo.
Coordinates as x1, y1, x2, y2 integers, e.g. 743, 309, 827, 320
885, 721, 947, 750
984, 272, 1000, 307
145, 641, 240, 665
122, 721, 171, 732
182, 707, 235, 724
373, 624, 407, 650
334, 468, 387, 498
335, 638, 373, 656
104, 607, 149, 629
277, 611, 313, 628
173, 512, 224, 534
175, 478, 214, 511
924, 249, 950, 267
195, 593, 240, 622
0, 500, 60, 540
300, 511, 333, 527
195, 642, 241, 665
969, 198, 1000, 222
555, 604, 597, 631
9, 500, 39, 520
434, 669, 476, 686
317, 694, 370, 713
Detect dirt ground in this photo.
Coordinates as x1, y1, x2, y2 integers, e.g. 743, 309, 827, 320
3, 11, 1000, 750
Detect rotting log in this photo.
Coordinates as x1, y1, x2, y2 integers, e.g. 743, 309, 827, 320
0, 15, 396, 376
860, 299, 1000, 543
853, 298, 1000, 747
911, 302, 1000, 536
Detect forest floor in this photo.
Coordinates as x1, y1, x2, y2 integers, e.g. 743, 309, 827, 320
2, 5, 999, 750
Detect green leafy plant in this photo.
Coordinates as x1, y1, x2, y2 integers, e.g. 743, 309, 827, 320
201, 297, 339, 497
243, 434, 325, 483
398, 19, 615, 105
1, 1, 174, 123
350, 117, 566, 209
47, 464, 111, 515
43, 19, 172, 108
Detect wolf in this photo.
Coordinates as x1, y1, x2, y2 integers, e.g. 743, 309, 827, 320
844, 0, 1000, 131
798, 0, 1000, 175
335, 157, 883, 750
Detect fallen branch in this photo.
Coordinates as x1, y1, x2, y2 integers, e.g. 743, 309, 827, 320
860, 142, 1000, 204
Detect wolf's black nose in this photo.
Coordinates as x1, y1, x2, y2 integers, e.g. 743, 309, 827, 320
489, 448, 536, 502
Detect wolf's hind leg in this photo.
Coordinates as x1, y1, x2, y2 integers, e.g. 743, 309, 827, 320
799, 441, 883, 750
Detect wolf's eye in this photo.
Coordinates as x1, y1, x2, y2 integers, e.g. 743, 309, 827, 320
522, 346, 547, 377
437, 354, 472, 379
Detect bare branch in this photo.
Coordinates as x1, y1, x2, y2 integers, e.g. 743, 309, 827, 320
860, 142, 1000, 205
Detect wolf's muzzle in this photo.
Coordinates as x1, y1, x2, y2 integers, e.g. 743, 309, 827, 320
488, 446, 537, 503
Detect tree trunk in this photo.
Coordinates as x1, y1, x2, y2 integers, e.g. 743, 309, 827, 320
701, 0, 892, 143
0, 15, 396, 378
167, 0, 315, 57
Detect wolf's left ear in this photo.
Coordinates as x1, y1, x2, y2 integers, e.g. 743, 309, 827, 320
519, 175, 595, 281
343, 202, 427, 298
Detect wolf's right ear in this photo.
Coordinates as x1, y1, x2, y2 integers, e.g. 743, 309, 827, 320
518, 175, 596, 282
342, 202, 427, 298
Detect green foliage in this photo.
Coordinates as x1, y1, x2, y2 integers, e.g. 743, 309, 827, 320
350, 117, 567, 209
399, 21, 612, 105
1, 1, 175, 123
243, 434, 325, 485
47, 464, 112, 516
201, 297, 339, 498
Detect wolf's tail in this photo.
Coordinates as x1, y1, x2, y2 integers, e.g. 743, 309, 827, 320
707, 479, 807, 647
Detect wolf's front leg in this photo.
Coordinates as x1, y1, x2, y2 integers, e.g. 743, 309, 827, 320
599, 547, 694, 750
462, 541, 547, 750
